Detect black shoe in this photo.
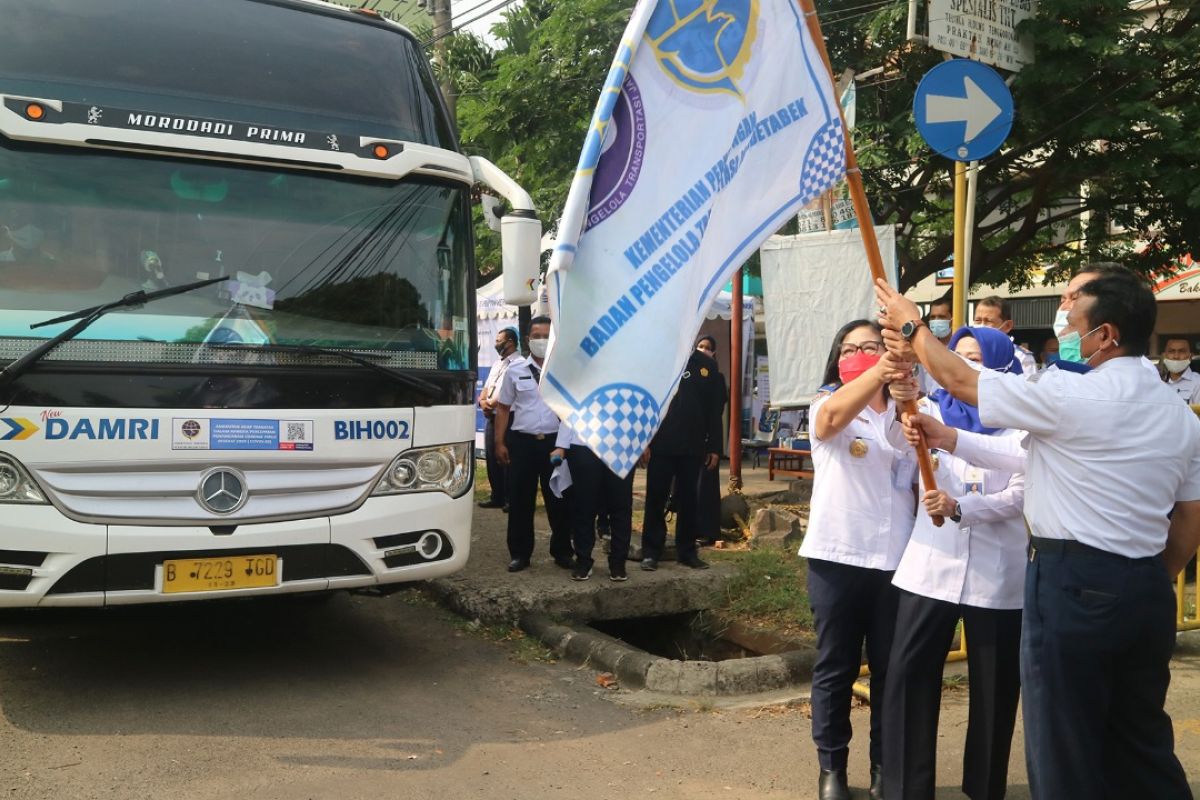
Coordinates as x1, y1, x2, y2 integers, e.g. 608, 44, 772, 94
570, 564, 593, 581
501, 505, 509, 513
679, 554, 710, 570
640, 558, 658, 572
506, 559, 530, 573
869, 764, 884, 800
554, 557, 575, 570
818, 769, 850, 800
477, 500, 504, 509
609, 563, 628, 582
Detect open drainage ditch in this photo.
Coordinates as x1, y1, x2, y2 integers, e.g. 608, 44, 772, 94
589, 612, 756, 662
524, 610, 818, 697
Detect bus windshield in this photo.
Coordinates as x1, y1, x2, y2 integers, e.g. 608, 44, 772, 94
0, 143, 473, 371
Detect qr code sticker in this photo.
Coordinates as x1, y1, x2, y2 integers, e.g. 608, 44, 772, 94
286, 422, 307, 441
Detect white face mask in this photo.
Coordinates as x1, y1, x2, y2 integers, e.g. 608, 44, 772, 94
528, 338, 548, 359
1163, 358, 1191, 375
1052, 308, 1070, 337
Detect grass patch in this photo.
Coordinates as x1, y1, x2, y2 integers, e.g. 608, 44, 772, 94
714, 548, 813, 636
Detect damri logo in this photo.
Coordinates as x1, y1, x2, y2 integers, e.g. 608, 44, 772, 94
44, 417, 160, 441
645, 0, 760, 98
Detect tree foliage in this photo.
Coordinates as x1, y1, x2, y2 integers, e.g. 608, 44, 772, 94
445, 0, 1200, 289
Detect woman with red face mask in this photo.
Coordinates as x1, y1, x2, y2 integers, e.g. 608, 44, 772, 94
801, 319, 919, 800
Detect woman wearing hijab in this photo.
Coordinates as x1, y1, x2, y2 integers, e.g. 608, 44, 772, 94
882, 326, 1026, 800
801, 319, 918, 800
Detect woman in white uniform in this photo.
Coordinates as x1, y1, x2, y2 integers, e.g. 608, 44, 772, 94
801, 319, 918, 800
881, 326, 1026, 800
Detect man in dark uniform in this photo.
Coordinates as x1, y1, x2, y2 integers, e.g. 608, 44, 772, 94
640, 346, 725, 570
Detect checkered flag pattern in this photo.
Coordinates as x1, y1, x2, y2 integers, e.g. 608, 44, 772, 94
570, 385, 661, 477
799, 120, 846, 203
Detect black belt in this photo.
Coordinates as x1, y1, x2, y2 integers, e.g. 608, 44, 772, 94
510, 430, 554, 441
1028, 536, 1146, 562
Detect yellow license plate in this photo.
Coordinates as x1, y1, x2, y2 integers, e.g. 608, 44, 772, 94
161, 554, 279, 594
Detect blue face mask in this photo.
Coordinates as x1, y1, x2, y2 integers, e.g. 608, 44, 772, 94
929, 319, 953, 339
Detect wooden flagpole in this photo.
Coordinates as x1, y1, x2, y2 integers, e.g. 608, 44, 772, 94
799, 0, 944, 525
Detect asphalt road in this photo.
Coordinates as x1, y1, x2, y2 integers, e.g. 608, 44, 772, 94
2, 591, 1200, 800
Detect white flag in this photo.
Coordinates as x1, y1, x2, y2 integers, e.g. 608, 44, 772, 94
542, 0, 847, 476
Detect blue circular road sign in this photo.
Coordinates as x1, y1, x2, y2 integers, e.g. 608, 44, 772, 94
913, 60, 1014, 162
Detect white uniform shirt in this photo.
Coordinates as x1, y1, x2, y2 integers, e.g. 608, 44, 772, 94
891, 401, 1027, 610
800, 393, 917, 570
555, 420, 583, 449
497, 357, 561, 435
481, 351, 521, 410
1165, 367, 1200, 405
1014, 344, 1037, 376
977, 357, 1200, 557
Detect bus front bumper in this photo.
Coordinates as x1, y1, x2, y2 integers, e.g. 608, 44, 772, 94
0, 491, 472, 607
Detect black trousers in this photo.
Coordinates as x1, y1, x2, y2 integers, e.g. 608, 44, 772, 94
807, 558, 899, 771
1021, 541, 1191, 800
483, 416, 507, 505
695, 462, 721, 542
505, 431, 573, 564
642, 452, 702, 561
566, 445, 633, 569
882, 590, 1022, 800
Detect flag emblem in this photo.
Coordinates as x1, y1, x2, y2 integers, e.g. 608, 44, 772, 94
646, 0, 759, 97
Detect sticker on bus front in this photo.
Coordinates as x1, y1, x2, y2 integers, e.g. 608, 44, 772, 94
172, 418, 314, 451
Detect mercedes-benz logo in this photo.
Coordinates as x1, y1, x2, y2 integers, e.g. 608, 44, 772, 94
197, 467, 248, 515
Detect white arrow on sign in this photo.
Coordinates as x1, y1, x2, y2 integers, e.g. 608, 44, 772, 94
925, 76, 1002, 143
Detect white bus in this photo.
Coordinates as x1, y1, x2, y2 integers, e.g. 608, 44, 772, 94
0, 0, 541, 606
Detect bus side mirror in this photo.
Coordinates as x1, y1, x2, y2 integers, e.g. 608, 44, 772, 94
501, 212, 540, 306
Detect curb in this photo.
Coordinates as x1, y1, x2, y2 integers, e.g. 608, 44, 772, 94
521, 612, 817, 697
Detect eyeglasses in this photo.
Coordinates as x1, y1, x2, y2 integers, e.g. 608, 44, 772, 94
839, 341, 884, 358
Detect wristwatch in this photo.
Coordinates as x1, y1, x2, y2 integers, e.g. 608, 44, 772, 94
900, 319, 926, 340
950, 502, 962, 523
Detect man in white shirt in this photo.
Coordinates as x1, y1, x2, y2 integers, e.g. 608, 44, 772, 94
494, 317, 573, 573
477, 327, 521, 509
1160, 337, 1200, 405
876, 269, 1200, 800
972, 295, 1038, 375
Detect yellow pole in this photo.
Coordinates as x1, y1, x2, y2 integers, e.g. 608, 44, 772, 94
1177, 571, 1186, 625
952, 161, 968, 328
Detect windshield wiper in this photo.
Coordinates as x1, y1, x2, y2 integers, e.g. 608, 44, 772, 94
0, 276, 229, 390
208, 342, 444, 400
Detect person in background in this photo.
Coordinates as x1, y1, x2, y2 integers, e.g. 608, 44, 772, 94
694, 335, 727, 546
972, 295, 1037, 375
1160, 337, 1200, 405
800, 319, 918, 800
919, 292, 954, 394
552, 422, 635, 582
640, 344, 724, 571
1038, 336, 1059, 367
877, 270, 1200, 800
1054, 262, 1161, 377
478, 326, 521, 510
494, 316, 574, 573
883, 326, 1026, 800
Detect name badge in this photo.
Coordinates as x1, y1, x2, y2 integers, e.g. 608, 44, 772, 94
963, 467, 985, 495
849, 437, 869, 458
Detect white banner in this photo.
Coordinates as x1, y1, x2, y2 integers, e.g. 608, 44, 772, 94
542, 0, 846, 476
928, 0, 1035, 72
760, 226, 897, 407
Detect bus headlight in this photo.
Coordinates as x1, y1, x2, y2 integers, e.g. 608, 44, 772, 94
373, 443, 472, 499
0, 456, 48, 504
